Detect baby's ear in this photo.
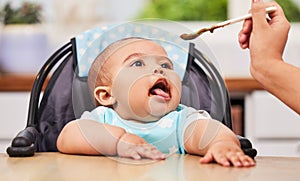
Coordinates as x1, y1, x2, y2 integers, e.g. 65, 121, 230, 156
94, 86, 116, 106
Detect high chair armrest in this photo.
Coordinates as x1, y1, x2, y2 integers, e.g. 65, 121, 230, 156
6, 126, 38, 157
238, 135, 257, 159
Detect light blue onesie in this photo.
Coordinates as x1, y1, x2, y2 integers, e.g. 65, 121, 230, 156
80, 104, 211, 155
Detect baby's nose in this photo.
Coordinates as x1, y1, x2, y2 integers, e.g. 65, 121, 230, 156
153, 67, 165, 75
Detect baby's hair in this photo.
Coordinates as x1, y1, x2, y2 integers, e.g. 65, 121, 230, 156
87, 37, 146, 105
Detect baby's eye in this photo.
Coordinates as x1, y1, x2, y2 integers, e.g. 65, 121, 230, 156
131, 60, 144, 67
161, 63, 173, 69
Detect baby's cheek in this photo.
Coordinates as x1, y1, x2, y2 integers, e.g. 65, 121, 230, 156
172, 88, 181, 107
128, 83, 149, 118
170, 75, 182, 102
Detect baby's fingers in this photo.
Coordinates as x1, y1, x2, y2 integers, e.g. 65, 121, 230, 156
200, 152, 230, 167
136, 144, 166, 160
199, 152, 214, 164
213, 154, 231, 167
234, 154, 255, 167
117, 147, 142, 160
226, 152, 256, 167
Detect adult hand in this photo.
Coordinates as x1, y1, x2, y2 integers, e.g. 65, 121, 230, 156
238, 0, 290, 73
237, 0, 300, 115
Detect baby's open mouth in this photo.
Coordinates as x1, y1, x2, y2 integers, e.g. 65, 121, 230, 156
149, 79, 171, 100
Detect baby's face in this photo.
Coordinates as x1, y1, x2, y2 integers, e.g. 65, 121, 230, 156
105, 39, 181, 122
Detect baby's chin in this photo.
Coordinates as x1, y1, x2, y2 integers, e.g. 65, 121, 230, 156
119, 96, 178, 123
144, 96, 177, 120
129, 106, 172, 123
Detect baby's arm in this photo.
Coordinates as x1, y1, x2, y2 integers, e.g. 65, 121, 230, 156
57, 119, 125, 155
183, 119, 255, 167
57, 119, 165, 160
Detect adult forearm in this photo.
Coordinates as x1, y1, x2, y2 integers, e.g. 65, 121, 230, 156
251, 60, 300, 114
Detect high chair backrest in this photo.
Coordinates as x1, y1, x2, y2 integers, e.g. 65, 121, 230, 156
34, 43, 231, 152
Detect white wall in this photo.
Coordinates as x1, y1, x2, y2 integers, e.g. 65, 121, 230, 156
0, 93, 29, 153
2, 0, 294, 78
245, 91, 300, 156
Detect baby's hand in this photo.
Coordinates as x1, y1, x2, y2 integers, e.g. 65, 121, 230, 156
116, 133, 166, 160
199, 141, 255, 167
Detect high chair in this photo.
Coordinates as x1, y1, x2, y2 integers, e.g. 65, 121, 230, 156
6, 21, 257, 158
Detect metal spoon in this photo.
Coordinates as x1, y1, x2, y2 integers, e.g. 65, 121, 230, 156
180, 6, 277, 40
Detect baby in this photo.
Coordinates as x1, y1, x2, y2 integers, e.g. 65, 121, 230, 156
57, 37, 255, 167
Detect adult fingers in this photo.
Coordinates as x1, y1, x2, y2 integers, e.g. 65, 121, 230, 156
251, 0, 270, 30
238, 20, 252, 49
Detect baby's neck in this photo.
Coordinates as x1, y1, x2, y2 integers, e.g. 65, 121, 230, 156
112, 105, 171, 123
126, 118, 159, 124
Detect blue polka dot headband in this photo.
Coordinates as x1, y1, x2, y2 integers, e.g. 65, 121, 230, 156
74, 21, 189, 80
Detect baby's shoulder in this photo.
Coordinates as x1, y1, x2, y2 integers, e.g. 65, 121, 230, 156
176, 104, 211, 120
80, 106, 118, 122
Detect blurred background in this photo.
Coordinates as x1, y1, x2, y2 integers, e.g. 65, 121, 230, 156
0, 0, 300, 156
0, 0, 299, 75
